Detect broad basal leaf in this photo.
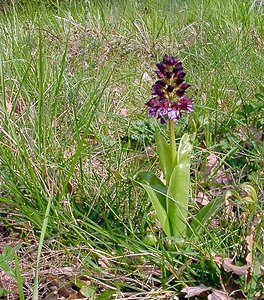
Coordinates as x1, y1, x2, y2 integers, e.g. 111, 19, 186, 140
136, 171, 170, 236
167, 133, 193, 239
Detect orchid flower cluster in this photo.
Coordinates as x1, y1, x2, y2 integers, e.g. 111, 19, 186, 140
136, 55, 195, 242
146, 54, 194, 124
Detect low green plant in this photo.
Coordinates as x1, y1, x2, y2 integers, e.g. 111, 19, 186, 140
0, 243, 24, 299
126, 119, 156, 147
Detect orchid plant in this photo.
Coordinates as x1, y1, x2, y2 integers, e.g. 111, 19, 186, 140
136, 55, 222, 243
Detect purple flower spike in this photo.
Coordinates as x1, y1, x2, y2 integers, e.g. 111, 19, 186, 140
146, 55, 194, 123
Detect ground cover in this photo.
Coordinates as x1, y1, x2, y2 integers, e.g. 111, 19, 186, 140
0, 0, 263, 299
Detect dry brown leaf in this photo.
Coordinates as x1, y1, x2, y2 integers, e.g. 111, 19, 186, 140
5, 86, 12, 114
205, 153, 218, 177
213, 255, 253, 276
208, 289, 229, 300
245, 213, 261, 264
238, 125, 263, 142
195, 191, 210, 206
15, 99, 25, 115
212, 254, 223, 265
223, 258, 252, 276
181, 284, 212, 297
4, 86, 25, 115
245, 232, 254, 264
204, 153, 233, 184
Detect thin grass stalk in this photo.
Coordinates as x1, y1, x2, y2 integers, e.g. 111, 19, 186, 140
37, 25, 44, 153
51, 38, 68, 126
0, 58, 8, 124
32, 196, 52, 300
14, 253, 25, 300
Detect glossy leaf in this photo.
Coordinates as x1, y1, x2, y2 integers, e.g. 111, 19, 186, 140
167, 133, 193, 240
136, 171, 171, 236
155, 130, 174, 184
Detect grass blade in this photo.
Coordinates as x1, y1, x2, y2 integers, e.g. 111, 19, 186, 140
187, 198, 224, 239
32, 197, 52, 300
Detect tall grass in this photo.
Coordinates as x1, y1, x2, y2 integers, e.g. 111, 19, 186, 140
0, 0, 263, 298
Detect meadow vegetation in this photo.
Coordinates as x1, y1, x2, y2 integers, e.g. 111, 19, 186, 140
0, 0, 263, 299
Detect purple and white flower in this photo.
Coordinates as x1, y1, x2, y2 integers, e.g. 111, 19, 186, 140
146, 55, 194, 123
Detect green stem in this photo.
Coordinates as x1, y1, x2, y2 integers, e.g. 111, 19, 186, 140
169, 119, 176, 167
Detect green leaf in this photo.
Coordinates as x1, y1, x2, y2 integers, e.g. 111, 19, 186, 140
0, 245, 15, 263
0, 261, 15, 278
167, 164, 190, 240
177, 133, 193, 163
0, 245, 22, 279
239, 184, 258, 204
155, 130, 174, 184
80, 285, 97, 299
187, 198, 224, 239
0, 243, 23, 279
97, 289, 116, 300
0, 288, 11, 297
167, 133, 193, 240
248, 252, 264, 298
136, 171, 171, 236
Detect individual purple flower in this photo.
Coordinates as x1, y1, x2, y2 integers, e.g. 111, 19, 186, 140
146, 97, 169, 119
146, 55, 193, 123
176, 83, 191, 97
179, 96, 194, 113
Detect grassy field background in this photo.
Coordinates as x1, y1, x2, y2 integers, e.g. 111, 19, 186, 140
0, 0, 263, 299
